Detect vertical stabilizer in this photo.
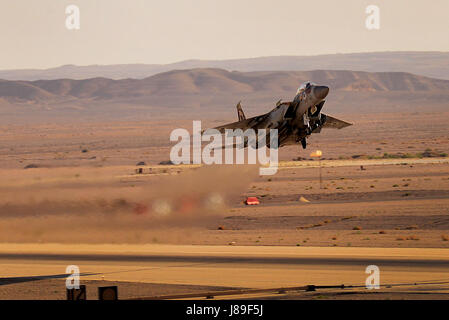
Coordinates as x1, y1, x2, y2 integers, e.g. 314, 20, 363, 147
236, 101, 246, 122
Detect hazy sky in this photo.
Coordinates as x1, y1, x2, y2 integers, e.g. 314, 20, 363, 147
1, 0, 448, 69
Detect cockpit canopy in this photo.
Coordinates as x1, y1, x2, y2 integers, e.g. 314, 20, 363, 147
296, 81, 316, 95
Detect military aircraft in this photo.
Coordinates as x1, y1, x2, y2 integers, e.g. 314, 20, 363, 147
213, 82, 352, 149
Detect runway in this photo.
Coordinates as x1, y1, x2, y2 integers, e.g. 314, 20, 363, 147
1, 244, 449, 293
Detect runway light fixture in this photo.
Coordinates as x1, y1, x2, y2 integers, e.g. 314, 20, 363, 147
310, 150, 322, 158
98, 286, 118, 300
245, 197, 260, 205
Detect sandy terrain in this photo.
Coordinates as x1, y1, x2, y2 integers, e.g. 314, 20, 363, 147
0, 158, 448, 299
0, 111, 448, 299
1, 158, 448, 247
1, 112, 449, 168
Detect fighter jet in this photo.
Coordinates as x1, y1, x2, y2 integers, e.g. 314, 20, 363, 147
213, 82, 352, 149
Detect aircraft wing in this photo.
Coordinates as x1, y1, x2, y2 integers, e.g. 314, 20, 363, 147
322, 114, 352, 129
212, 114, 270, 133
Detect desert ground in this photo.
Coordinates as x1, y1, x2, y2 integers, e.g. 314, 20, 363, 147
0, 111, 448, 299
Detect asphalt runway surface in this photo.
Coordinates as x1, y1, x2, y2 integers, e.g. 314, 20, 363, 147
1, 244, 449, 298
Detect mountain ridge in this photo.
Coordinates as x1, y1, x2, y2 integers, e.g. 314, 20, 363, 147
0, 69, 447, 103
1, 51, 449, 81
1, 68, 447, 122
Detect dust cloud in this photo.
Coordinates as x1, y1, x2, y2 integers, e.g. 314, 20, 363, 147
0, 165, 258, 243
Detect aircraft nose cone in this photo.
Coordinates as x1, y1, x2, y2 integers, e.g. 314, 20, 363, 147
314, 86, 329, 100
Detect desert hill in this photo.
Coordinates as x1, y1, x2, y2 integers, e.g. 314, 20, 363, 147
1, 52, 449, 81
0, 68, 448, 123
1, 69, 448, 103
